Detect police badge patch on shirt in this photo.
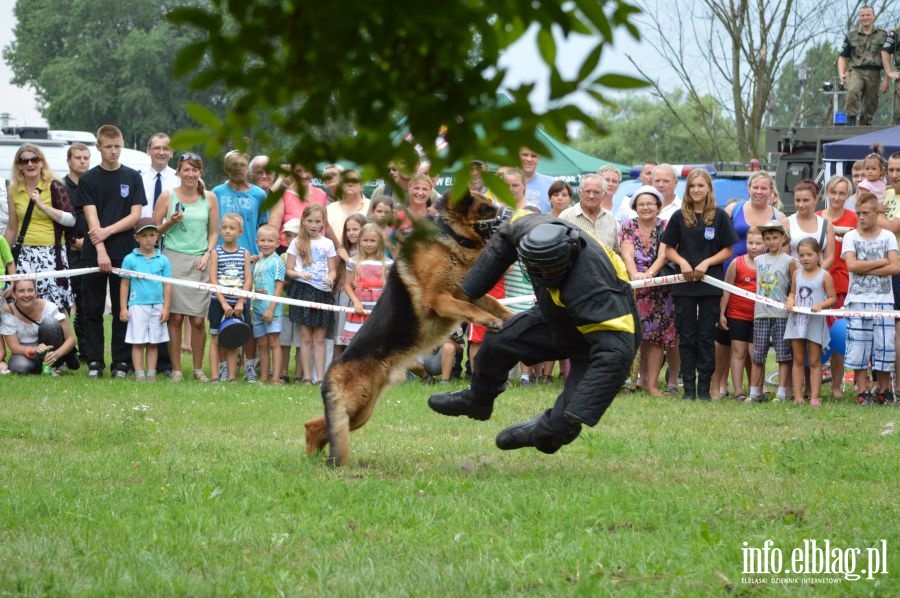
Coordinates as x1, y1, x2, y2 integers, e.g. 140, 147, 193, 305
704, 227, 715, 240
120, 184, 130, 198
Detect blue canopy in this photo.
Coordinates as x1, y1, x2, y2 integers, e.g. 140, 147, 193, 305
612, 178, 749, 215
822, 126, 900, 161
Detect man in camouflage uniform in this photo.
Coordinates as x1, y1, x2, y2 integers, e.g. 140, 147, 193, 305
838, 6, 888, 126
883, 27, 900, 125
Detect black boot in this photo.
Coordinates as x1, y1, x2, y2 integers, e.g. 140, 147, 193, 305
64, 347, 81, 371
697, 379, 712, 401
428, 388, 493, 420
495, 414, 542, 450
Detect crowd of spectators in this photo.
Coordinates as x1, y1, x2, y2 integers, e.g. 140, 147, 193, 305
3, 125, 900, 406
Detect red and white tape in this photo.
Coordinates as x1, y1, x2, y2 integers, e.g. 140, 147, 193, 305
4, 268, 900, 319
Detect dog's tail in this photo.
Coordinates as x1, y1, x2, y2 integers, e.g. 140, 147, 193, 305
322, 370, 351, 467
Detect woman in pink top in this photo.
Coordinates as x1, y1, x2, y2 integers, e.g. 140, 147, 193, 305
270, 164, 329, 252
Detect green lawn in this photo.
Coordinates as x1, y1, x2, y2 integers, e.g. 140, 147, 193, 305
0, 370, 897, 596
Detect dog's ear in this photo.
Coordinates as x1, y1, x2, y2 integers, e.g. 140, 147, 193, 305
434, 192, 451, 213
452, 191, 474, 214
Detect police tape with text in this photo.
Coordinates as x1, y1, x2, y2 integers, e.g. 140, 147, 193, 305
3, 268, 900, 320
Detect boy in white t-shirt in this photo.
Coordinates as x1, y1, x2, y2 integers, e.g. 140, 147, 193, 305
841, 193, 899, 406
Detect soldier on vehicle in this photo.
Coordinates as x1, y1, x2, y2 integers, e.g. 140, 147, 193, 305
837, 6, 888, 126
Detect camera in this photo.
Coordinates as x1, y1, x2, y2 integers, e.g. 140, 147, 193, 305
175, 202, 184, 213
821, 81, 833, 92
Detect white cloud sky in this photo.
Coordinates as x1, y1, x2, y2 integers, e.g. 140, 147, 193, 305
0, 0, 46, 126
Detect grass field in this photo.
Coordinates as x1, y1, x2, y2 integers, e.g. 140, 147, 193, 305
0, 369, 897, 596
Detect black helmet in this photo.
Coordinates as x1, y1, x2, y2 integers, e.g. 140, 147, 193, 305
517, 223, 580, 287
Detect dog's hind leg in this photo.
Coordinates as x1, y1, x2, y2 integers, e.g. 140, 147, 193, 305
322, 376, 352, 467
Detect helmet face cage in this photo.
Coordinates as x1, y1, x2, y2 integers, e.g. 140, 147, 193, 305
518, 223, 579, 287
474, 206, 514, 240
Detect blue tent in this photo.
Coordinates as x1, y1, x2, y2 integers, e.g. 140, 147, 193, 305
822, 126, 900, 161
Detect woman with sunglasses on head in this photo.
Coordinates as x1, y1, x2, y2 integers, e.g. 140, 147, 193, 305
153, 153, 220, 382
326, 169, 370, 246
4, 144, 76, 313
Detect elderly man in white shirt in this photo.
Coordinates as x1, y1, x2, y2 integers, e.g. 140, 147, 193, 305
559, 174, 619, 251
652, 163, 682, 223
140, 133, 181, 219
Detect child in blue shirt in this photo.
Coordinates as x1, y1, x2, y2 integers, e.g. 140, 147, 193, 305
119, 217, 172, 381
252, 224, 286, 384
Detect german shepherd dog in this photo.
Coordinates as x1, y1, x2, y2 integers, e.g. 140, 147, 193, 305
304, 192, 513, 466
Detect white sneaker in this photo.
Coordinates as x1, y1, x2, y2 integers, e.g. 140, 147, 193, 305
245, 363, 257, 384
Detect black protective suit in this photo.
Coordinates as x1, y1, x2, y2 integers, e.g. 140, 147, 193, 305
460, 213, 640, 453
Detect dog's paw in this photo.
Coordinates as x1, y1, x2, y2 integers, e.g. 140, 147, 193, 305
481, 316, 504, 331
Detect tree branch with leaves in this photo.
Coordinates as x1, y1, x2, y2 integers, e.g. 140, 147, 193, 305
166, 0, 647, 200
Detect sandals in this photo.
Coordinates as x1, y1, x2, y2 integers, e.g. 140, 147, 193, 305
193, 369, 210, 383
734, 393, 747, 403
664, 385, 679, 395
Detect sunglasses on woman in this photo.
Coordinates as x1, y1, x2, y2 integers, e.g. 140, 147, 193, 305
18, 156, 42, 165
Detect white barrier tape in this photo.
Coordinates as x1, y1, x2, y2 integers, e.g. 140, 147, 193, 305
0, 267, 101, 282
634, 273, 900, 319
5, 267, 900, 319
0, 267, 368, 316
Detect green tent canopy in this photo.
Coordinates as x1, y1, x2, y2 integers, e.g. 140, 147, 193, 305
530, 126, 629, 179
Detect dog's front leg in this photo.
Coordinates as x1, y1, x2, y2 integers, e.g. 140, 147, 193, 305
431, 293, 504, 329
471, 294, 514, 322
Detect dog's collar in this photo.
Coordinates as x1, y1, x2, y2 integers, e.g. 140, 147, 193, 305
434, 216, 480, 249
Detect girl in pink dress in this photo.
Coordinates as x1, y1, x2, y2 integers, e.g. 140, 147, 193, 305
342, 224, 392, 343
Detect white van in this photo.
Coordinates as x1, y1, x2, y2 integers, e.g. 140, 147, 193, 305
1, 127, 151, 234
0, 127, 150, 185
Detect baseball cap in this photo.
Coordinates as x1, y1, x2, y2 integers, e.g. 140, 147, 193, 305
134, 217, 158, 234
283, 218, 301, 235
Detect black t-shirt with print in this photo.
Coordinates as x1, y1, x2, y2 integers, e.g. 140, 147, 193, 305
76, 165, 146, 261
661, 207, 739, 297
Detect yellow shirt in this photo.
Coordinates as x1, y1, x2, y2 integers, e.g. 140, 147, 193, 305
12, 185, 55, 246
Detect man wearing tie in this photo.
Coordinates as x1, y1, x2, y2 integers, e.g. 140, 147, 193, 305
141, 133, 180, 218
140, 133, 180, 374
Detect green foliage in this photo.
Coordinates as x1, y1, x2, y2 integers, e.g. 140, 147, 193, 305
0, 372, 896, 594
166, 0, 646, 195
2, 0, 227, 148
574, 91, 741, 164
